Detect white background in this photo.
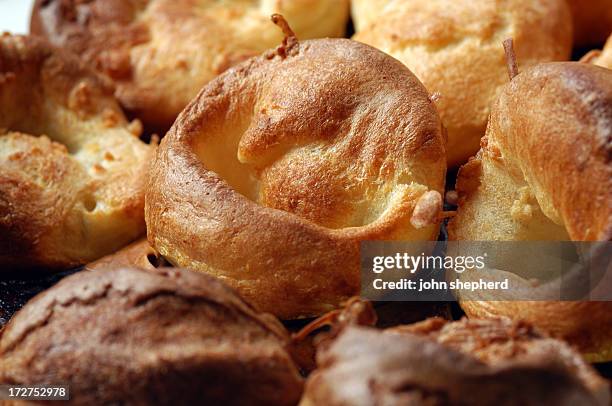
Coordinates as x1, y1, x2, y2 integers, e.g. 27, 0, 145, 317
0, 0, 35, 34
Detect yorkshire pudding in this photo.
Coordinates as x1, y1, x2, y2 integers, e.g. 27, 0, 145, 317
0, 267, 303, 405
582, 34, 612, 69
145, 22, 447, 319
302, 318, 609, 406
0, 35, 153, 271
449, 62, 612, 361
352, 0, 572, 167
567, 0, 612, 47
30, 0, 350, 131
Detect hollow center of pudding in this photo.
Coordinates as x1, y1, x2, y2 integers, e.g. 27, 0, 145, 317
194, 117, 261, 203
193, 116, 407, 230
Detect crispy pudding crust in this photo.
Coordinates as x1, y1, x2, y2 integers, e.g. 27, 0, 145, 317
0, 34, 153, 270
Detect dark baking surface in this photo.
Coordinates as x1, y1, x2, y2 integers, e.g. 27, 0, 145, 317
0, 267, 81, 326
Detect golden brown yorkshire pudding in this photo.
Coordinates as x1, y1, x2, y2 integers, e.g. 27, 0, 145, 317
449, 62, 612, 361
302, 318, 610, 406
353, 0, 572, 167
0, 267, 304, 405
145, 22, 447, 319
582, 34, 612, 69
566, 0, 612, 47
30, 0, 350, 131
0, 35, 153, 271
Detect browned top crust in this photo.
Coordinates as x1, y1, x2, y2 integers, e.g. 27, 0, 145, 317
302, 318, 610, 406
0, 267, 303, 405
0, 34, 153, 270
145, 37, 446, 319
30, 0, 350, 131
388, 317, 606, 391
483, 62, 612, 241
